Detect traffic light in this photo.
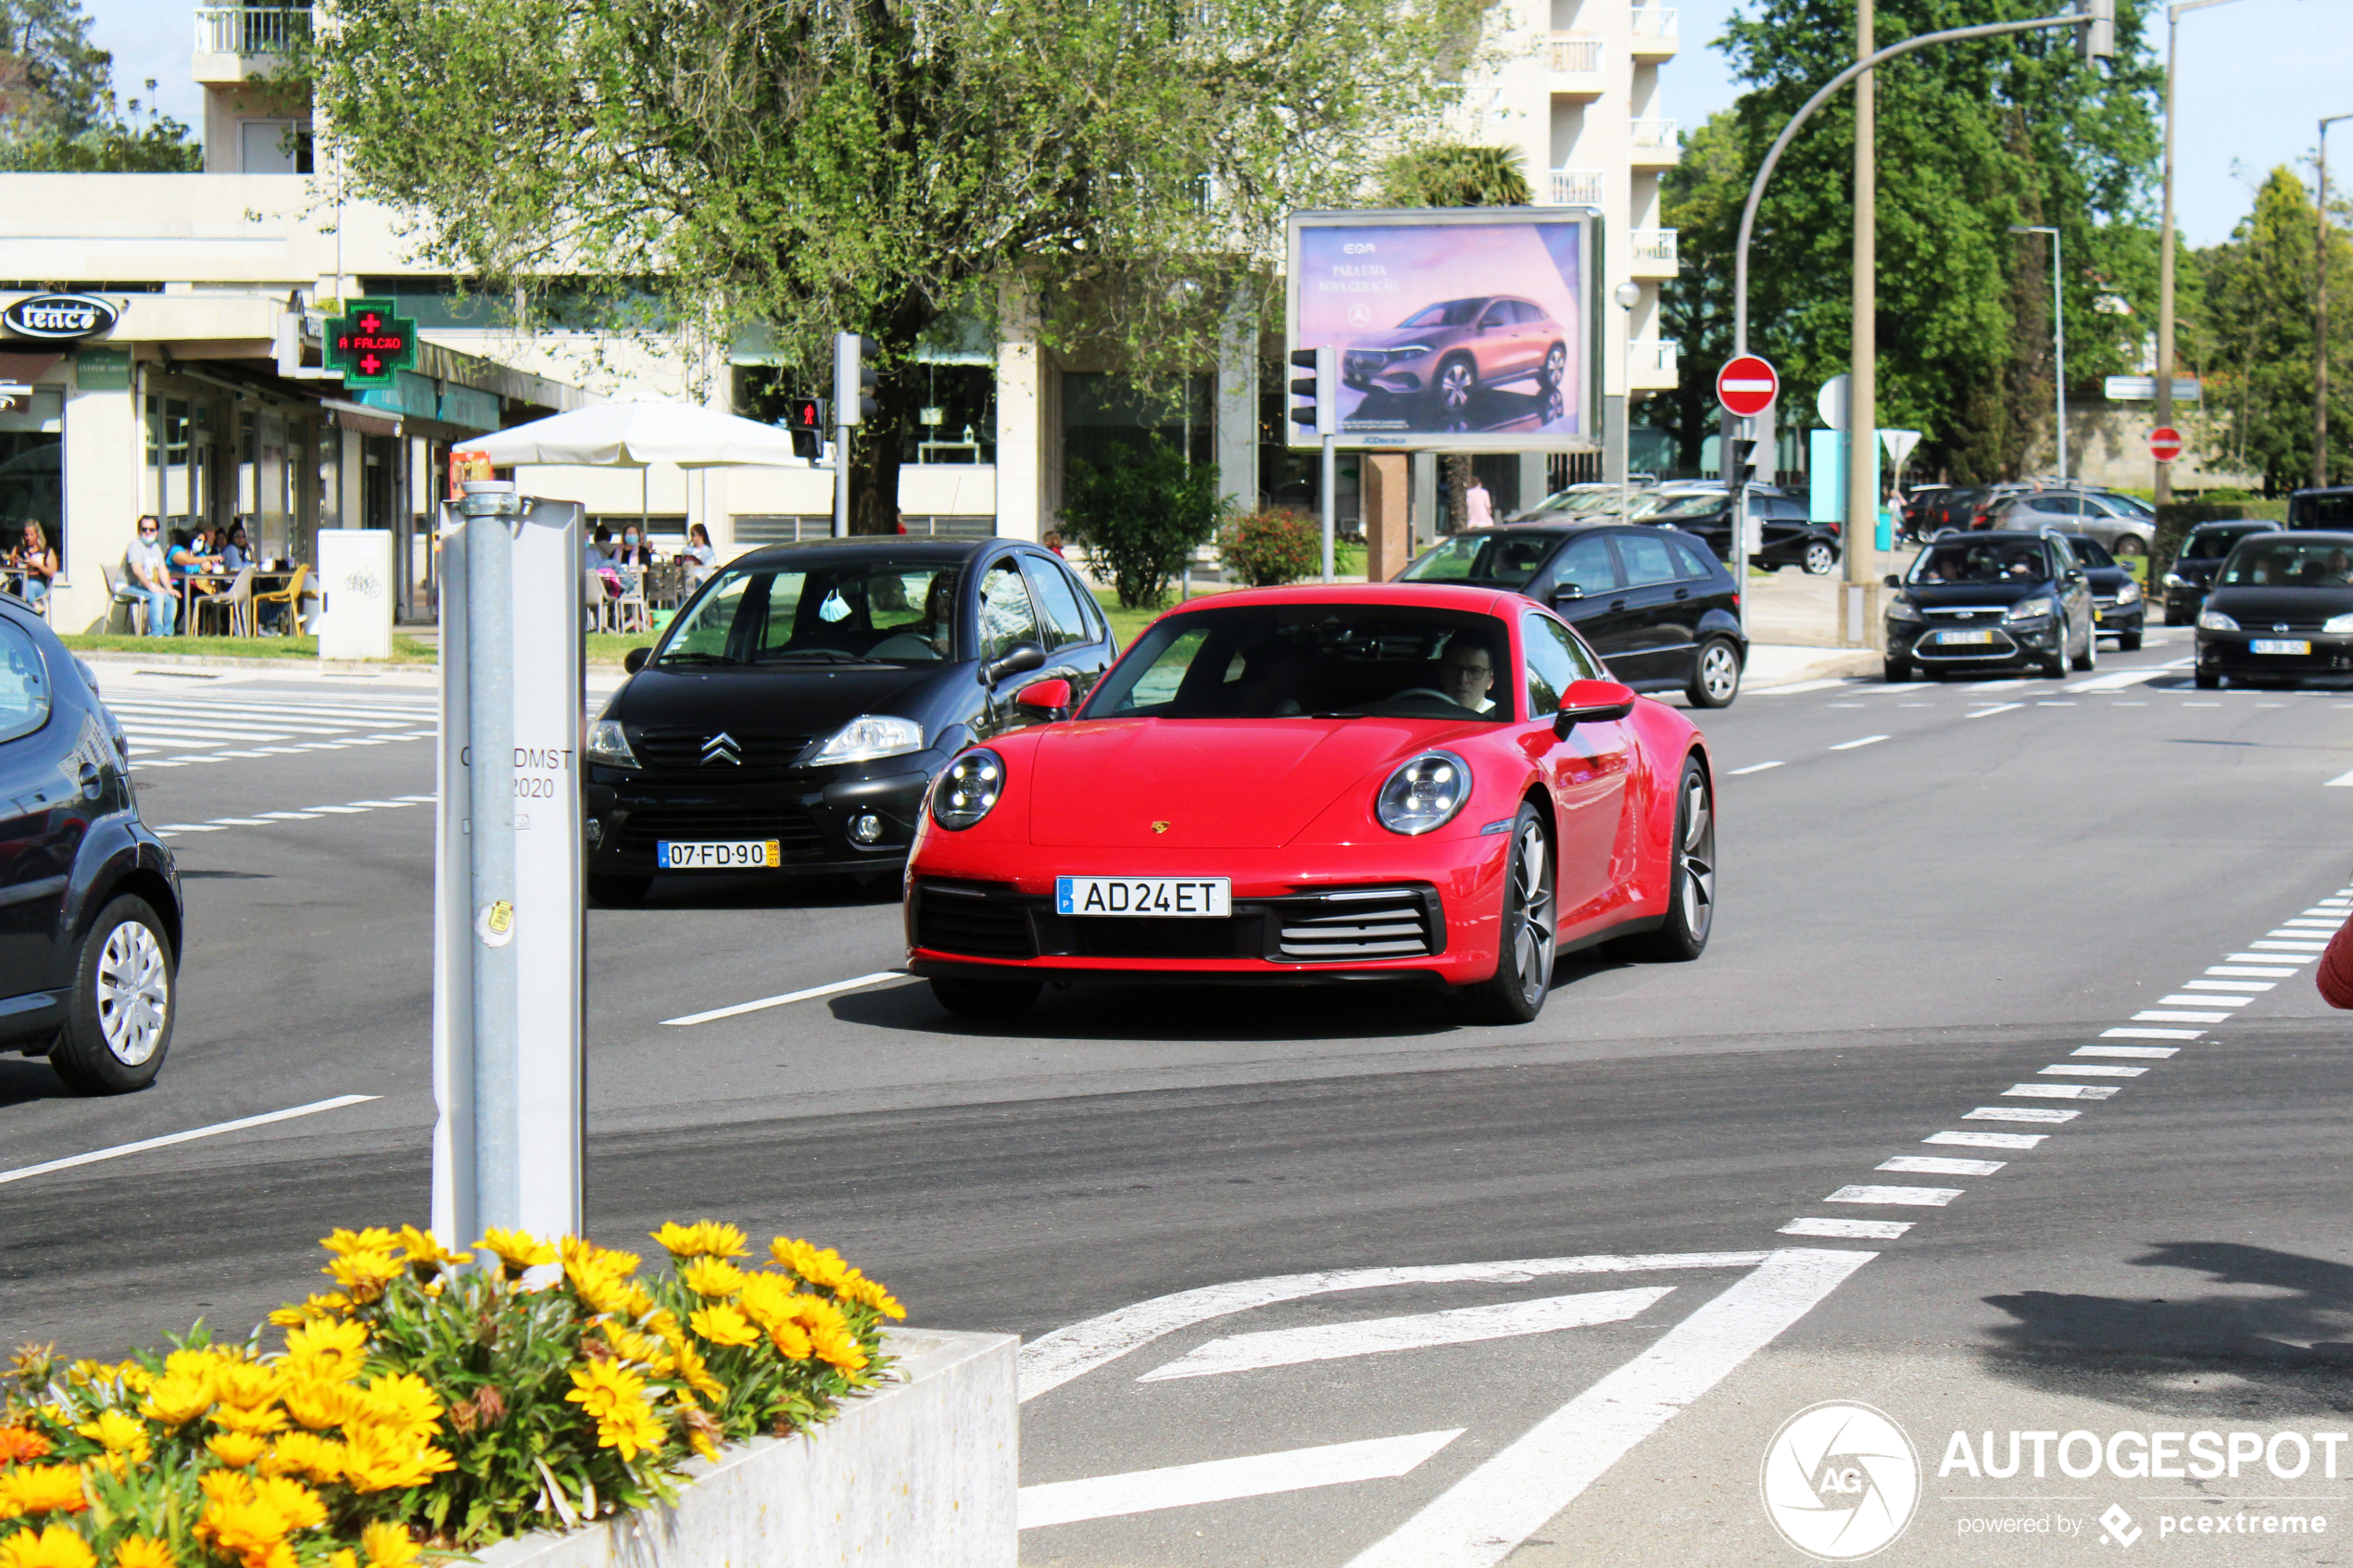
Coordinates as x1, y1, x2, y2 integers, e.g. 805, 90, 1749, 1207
2077, 0, 2113, 61
787, 395, 826, 432
1290, 345, 1338, 438
1730, 438, 1758, 487
834, 332, 879, 425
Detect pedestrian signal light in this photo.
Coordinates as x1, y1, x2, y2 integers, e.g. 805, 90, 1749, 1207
2078, 0, 2113, 61
834, 332, 880, 425
788, 396, 827, 432
1290, 345, 1338, 438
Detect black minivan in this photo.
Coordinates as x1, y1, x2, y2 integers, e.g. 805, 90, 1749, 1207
585, 537, 1117, 901
0, 596, 182, 1093
1395, 522, 1748, 707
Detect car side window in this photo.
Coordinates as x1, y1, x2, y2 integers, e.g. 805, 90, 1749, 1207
1522, 613, 1590, 715
1615, 533, 1680, 588
1552, 533, 1618, 595
1023, 557, 1093, 650
2076, 538, 2115, 569
0, 620, 50, 745
1667, 536, 1718, 580
1478, 304, 1510, 330
2046, 540, 2074, 575
977, 560, 1042, 663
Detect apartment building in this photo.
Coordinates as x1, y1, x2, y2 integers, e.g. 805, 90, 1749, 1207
0, 0, 1680, 632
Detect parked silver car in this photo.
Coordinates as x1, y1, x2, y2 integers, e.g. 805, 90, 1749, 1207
1987, 490, 2157, 557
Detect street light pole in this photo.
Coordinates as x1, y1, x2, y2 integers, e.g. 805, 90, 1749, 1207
1844, 0, 1877, 647
2158, 0, 2246, 508
2319, 113, 2353, 489
2010, 225, 2065, 482
1614, 281, 1642, 520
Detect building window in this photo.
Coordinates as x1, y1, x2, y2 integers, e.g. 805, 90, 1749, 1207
0, 389, 64, 573
1063, 371, 1212, 486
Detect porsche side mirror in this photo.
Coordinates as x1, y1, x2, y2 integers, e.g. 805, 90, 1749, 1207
623, 646, 651, 674
1882, 573, 1902, 589
1015, 676, 1073, 717
982, 641, 1047, 690
1554, 678, 1637, 736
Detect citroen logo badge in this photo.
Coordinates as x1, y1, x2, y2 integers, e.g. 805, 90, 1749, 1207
701, 732, 742, 766
2274, 622, 2291, 633
1151, 821, 1170, 834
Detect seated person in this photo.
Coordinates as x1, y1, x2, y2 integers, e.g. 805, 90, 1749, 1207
867, 573, 957, 661
1435, 634, 1498, 713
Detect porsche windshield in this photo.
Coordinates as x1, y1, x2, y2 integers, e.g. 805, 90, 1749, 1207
1087, 605, 1516, 721
2218, 539, 2353, 587
1907, 541, 2054, 585
656, 560, 960, 667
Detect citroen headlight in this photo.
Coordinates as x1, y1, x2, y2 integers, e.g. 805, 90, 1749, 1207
809, 714, 925, 766
2116, 579, 2141, 604
931, 748, 1004, 831
1376, 750, 1471, 836
2006, 596, 2056, 622
2324, 613, 2353, 634
2198, 608, 2240, 632
1887, 597, 1924, 622
585, 720, 638, 767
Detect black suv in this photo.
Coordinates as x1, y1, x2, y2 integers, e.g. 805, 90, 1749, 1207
2162, 521, 2272, 625
585, 537, 1117, 902
1642, 488, 1843, 575
1881, 531, 2097, 681
0, 596, 181, 1092
1396, 522, 1748, 706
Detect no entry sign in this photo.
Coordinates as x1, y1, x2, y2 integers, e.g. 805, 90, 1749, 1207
2149, 426, 2183, 463
1718, 355, 1780, 418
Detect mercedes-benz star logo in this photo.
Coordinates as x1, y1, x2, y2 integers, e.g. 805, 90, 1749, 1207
701, 732, 742, 766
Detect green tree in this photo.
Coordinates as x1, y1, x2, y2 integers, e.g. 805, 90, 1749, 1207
1379, 144, 1530, 209
0, 0, 199, 170
1666, 0, 2162, 482
1655, 111, 1745, 474
305, 0, 1483, 533
1062, 438, 1226, 608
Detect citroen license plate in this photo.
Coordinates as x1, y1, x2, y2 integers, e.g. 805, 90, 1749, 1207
1939, 630, 1997, 646
1055, 876, 1232, 917
2251, 639, 2310, 656
657, 839, 781, 869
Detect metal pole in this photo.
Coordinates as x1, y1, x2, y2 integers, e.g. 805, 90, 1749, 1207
1843, 0, 1877, 648
2320, 114, 2353, 488
2054, 229, 2067, 482
462, 499, 519, 1233
833, 421, 850, 537
2157, 0, 2247, 508
1320, 433, 1337, 583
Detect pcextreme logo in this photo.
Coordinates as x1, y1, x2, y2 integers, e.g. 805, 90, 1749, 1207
1761, 1401, 1922, 1561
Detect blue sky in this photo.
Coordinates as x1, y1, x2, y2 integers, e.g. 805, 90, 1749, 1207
86, 0, 2353, 248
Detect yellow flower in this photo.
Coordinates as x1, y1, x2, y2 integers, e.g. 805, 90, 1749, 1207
680, 1259, 746, 1298
768, 1236, 850, 1290
195, 1471, 309, 1568
671, 1338, 725, 1403
259, 1431, 346, 1485
733, 1274, 798, 1334
687, 1304, 759, 1348
837, 1271, 908, 1321
786, 1293, 849, 1336
0, 1464, 89, 1517
109, 1537, 174, 1568
359, 1523, 420, 1568
329, 1552, 357, 1568
0, 1426, 53, 1463
207, 1432, 271, 1469
277, 1375, 358, 1434
349, 1374, 441, 1443
266, 1294, 353, 1329
598, 1323, 668, 1369
137, 1374, 212, 1430
324, 1251, 402, 1305
320, 1228, 396, 1259
568, 1269, 636, 1320
71, 1412, 148, 1463
766, 1322, 812, 1361
0, 1524, 95, 1568
564, 1361, 666, 1461
282, 1319, 368, 1383
807, 1320, 869, 1374
249, 1477, 323, 1533
335, 1424, 454, 1494
688, 1429, 722, 1463
650, 1222, 749, 1261
392, 1225, 469, 1273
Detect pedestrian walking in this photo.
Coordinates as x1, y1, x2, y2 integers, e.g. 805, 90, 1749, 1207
2321, 906, 2353, 1010
1464, 474, 1494, 530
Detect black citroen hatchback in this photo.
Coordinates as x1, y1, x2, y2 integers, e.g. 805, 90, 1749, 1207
2192, 530, 2353, 689
584, 537, 1116, 902
0, 595, 181, 1092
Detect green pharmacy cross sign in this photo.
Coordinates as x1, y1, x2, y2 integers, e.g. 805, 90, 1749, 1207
323, 297, 418, 387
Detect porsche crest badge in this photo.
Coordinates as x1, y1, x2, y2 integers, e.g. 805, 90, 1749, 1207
1151, 821, 1170, 834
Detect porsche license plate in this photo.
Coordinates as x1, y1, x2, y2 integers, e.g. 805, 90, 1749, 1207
1938, 629, 1997, 646
2251, 638, 2311, 656
657, 839, 781, 869
1056, 876, 1232, 918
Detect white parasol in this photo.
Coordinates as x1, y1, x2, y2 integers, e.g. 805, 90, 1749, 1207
464, 400, 810, 537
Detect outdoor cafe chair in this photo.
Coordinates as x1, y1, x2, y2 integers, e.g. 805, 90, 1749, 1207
195, 565, 257, 637
100, 562, 149, 635
251, 562, 308, 635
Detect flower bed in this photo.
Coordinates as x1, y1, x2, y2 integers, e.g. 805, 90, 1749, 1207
0, 1222, 906, 1568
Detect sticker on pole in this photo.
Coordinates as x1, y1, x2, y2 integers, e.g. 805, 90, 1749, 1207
1718, 355, 1780, 418
2148, 426, 2183, 463
476, 898, 515, 948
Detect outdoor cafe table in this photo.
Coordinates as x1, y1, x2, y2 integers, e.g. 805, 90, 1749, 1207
180, 568, 298, 634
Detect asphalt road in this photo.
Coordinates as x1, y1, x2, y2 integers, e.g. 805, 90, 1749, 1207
6, 635, 2353, 1566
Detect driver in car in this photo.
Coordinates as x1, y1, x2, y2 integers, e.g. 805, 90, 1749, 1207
1437, 636, 1496, 713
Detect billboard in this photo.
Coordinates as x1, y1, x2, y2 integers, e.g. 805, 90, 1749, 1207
1287, 207, 1600, 453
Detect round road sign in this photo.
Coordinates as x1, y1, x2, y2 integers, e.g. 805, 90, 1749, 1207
1718, 356, 1779, 419
2149, 426, 2183, 463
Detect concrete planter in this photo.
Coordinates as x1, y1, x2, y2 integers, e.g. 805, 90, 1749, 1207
478, 1329, 1017, 1568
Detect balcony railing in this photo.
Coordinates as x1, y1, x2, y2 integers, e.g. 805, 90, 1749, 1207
195, 6, 310, 56
1630, 119, 1680, 153
1550, 168, 1605, 207
1629, 7, 1680, 47
1630, 229, 1679, 266
1629, 340, 1680, 375
1546, 33, 1604, 74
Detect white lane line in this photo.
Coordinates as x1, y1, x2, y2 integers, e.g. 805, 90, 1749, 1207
661, 971, 909, 1027
215, 750, 272, 759
1969, 678, 2028, 690
394, 794, 437, 803
2160, 993, 2248, 1006
2034, 701, 2076, 707
1137, 1287, 1676, 1383
1965, 1107, 2079, 1123
2223, 952, 2313, 965
1780, 1218, 1910, 1240
207, 817, 273, 826
1729, 761, 1785, 775
154, 823, 226, 833
347, 799, 417, 809
1825, 1185, 1961, 1207
2328, 770, 2353, 787
2102, 1026, 2202, 1039
2042, 1064, 2145, 1078
1828, 734, 1889, 751
1019, 1429, 1464, 1531
1966, 703, 2025, 719
256, 811, 321, 821
1927, 1130, 2045, 1149
2284, 917, 2345, 926
0, 1095, 380, 1186
1752, 678, 1851, 696
2065, 669, 2166, 692
2255, 935, 2332, 947
1879, 1156, 2004, 1175
2006, 1083, 2119, 1100
1344, 1249, 1875, 1568
1875, 682, 1934, 694
305, 805, 371, 815
2132, 1010, 2233, 1022
2208, 965, 2300, 977
2180, 980, 2268, 993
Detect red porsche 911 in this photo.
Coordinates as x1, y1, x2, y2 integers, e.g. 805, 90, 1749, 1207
902, 583, 1715, 1024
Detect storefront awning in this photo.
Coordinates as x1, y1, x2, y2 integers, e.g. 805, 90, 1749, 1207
324, 398, 401, 438
0, 351, 64, 385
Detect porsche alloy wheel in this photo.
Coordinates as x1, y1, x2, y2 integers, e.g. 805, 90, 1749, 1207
1447, 804, 1555, 1026
1615, 756, 1716, 962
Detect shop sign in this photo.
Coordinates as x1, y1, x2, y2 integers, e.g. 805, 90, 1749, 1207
322, 297, 418, 386
75, 348, 131, 391
4, 294, 119, 341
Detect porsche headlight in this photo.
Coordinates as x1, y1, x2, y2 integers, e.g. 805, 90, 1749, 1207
809, 714, 925, 766
2198, 608, 2240, 632
585, 720, 638, 768
1376, 750, 1471, 836
2006, 596, 2056, 622
931, 748, 1004, 830
2116, 579, 2141, 605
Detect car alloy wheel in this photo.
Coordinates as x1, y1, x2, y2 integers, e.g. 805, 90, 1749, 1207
1539, 344, 1567, 392
1674, 767, 1717, 946
1688, 638, 1741, 708
97, 917, 170, 1067
1436, 358, 1477, 413
1803, 542, 1837, 575
1508, 817, 1557, 1009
